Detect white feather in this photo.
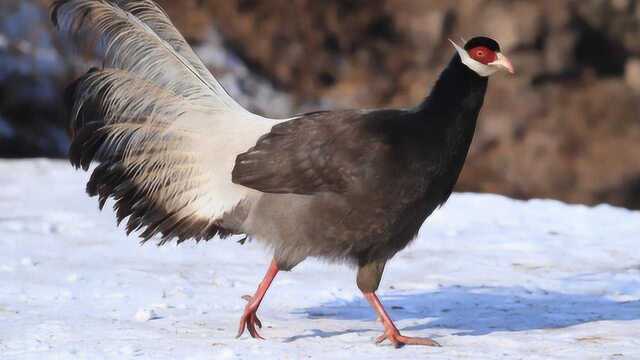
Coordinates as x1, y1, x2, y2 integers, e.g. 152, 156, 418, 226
56, 0, 289, 230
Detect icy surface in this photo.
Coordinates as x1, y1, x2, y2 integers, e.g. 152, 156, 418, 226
1, 159, 639, 359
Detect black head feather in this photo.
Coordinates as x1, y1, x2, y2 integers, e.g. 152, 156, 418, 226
464, 36, 501, 52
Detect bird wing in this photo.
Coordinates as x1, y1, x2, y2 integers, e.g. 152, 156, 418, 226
232, 110, 396, 195
54, 0, 285, 244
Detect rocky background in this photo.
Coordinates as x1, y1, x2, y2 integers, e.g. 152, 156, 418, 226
1, 0, 639, 209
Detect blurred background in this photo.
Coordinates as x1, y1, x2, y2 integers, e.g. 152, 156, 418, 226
0, 0, 639, 209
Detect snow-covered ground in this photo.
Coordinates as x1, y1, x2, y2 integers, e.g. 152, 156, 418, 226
1, 159, 639, 359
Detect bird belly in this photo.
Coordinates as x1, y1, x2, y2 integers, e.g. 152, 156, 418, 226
241, 191, 433, 267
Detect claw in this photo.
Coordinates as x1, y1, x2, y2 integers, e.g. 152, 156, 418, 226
376, 329, 441, 348
235, 260, 279, 340
242, 295, 262, 327
364, 292, 440, 348
237, 294, 265, 339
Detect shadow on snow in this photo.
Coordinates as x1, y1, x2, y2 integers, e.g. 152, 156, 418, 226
289, 285, 640, 339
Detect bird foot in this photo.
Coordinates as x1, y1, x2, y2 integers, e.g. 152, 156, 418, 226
375, 329, 441, 348
236, 295, 264, 339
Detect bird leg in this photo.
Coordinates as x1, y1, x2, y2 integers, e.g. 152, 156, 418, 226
363, 292, 441, 348
236, 259, 279, 340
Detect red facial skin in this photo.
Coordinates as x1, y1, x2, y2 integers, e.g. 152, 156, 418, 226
468, 46, 497, 65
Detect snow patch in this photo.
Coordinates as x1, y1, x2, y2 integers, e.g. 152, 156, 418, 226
1, 159, 639, 359
134, 309, 160, 322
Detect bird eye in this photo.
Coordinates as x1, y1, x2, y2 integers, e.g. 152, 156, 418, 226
476, 50, 484, 57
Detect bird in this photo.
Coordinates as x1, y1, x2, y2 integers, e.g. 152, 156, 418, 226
52, 0, 514, 348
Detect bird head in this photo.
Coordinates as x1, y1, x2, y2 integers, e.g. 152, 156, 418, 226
450, 36, 515, 77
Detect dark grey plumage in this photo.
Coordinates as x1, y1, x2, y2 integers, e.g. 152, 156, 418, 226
234, 56, 488, 288
54, 0, 514, 347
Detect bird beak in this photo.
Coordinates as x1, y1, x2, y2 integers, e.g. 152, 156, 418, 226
489, 53, 515, 74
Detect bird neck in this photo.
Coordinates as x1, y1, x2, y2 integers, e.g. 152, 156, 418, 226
417, 54, 488, 124
411, 54, 489, 205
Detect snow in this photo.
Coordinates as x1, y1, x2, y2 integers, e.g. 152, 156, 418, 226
1, 159, 639, 359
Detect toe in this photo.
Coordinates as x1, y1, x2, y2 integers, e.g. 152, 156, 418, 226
247, 314, 264, 340
236, 316, 247, 338
375, 329, 440, 347
397, 334, 441, 347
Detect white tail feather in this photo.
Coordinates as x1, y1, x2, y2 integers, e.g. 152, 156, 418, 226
55, 0, 285, 241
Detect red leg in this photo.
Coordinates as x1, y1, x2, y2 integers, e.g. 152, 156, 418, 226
363, 292, 441, 348
236, 259, 279, 339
